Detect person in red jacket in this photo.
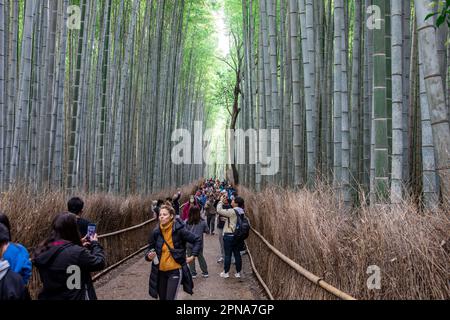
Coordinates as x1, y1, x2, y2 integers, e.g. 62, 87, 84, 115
181, 196, 198, 222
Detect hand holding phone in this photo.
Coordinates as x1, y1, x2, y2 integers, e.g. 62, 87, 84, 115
148, 249, 159, 265
87, 224, 97, 241
221, 195, 228, 203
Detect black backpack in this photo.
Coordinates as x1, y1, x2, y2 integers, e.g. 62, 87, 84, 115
231, 209, 250, 243
0, 268, 28, 300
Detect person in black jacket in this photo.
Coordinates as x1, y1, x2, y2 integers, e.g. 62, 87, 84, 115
153, 200, 164, 219
145, 205, 202, 300
68, 197, 91, 238
33, 212, 106, 300
172, 191, 182, 217
0, 223, 27, 300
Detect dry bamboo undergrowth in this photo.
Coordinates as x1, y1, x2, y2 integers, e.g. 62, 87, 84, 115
1, 181, 203, 298
0, 181, 201, 250
239, 184, 450, 300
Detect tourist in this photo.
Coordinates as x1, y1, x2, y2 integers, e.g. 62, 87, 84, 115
145, 205, 201, 300
186, 206, 209, 278
33, 212, 106, 300
0, 214, 32, 285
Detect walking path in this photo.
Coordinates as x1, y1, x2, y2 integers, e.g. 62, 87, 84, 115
95, 233, 266, 300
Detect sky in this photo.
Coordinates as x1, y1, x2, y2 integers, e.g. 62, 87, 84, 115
212, 5, 230, 57
204, 1, 233, 179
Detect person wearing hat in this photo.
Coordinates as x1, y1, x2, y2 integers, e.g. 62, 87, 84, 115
0, 223, 28, 300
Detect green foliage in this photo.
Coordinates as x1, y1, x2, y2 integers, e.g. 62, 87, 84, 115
425, 0, 450, 28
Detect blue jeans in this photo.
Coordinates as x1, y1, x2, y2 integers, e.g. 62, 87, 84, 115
223, 234, 242, 273
218, 227, 224, 258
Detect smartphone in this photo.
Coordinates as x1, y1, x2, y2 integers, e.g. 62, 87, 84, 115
149, 249, 159, 265
87, 224, 96, 240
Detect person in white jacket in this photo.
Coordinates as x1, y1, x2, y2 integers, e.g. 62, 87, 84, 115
216, 195, 245, 278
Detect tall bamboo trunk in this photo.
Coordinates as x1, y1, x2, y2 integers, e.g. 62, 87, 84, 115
289, 0, 302, 189
418, 50, 439, 210
0, 0, 5, 189
10, 0, 36, 184
109, 0, 139, 194
415, 0, 450, 207
51, 0, 69, 188
350, 0, 362, 198
390, 0, 404, 204
333, 0, 343, 197
340, 0, 350, 204
372, 0, 389, 203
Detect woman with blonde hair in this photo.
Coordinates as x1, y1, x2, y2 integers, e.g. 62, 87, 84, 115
145, 205, 202, 300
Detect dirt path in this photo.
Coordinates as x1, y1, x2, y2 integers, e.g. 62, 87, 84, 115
95, 233, 267, 300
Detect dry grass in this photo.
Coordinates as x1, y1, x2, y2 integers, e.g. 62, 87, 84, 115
1, 181, 204, 298
0, 181, 200, 250
240, 184, 450, 300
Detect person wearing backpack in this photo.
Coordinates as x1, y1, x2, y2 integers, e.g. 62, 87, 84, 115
217, 196, 248, 279
0, 214, 32, 286
0, 223, 28, 300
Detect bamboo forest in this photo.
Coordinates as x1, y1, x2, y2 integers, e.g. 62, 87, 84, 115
0, 0, 449, 302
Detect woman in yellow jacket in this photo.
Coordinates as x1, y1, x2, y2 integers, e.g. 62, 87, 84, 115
145, 205, 202, 300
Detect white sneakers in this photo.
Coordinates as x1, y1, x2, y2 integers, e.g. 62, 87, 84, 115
220, 272, 241, 278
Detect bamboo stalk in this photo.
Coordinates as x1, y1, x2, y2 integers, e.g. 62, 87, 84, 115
245, 240, 275, 300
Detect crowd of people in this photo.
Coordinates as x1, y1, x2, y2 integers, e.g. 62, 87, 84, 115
147, 178, 248, 300
0, 178, 248, 301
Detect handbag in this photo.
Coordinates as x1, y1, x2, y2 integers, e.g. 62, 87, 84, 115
161, 236, 186, 265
